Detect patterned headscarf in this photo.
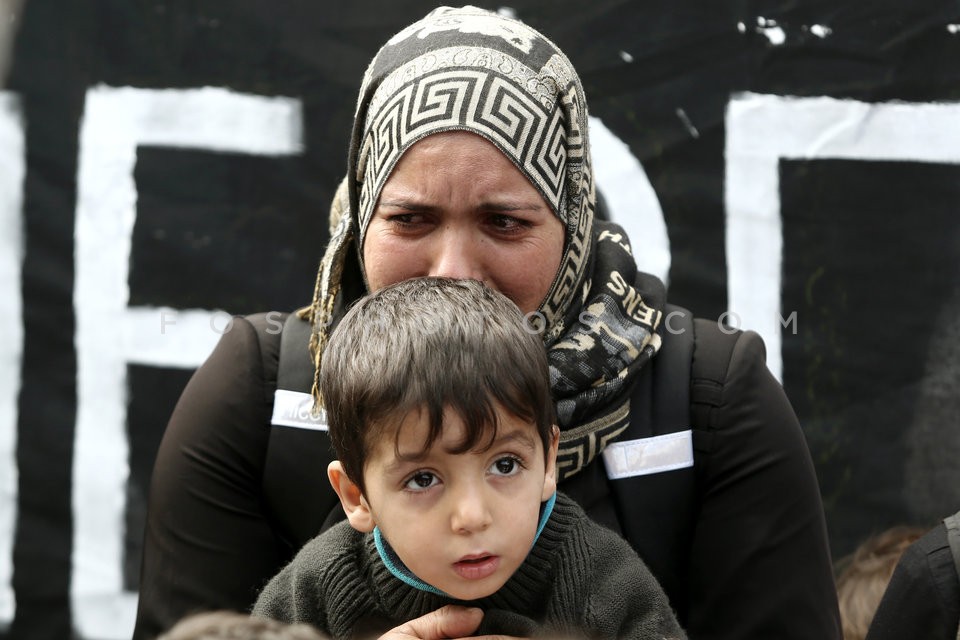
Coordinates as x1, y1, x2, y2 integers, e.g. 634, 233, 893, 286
304, 6, 666, 481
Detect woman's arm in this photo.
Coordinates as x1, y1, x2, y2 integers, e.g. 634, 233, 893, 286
134, 315, 287, 640
685, 327, 842, 639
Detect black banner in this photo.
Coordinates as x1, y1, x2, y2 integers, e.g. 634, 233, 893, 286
1, 1, 959, 638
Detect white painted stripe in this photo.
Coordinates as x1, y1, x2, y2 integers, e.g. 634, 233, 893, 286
115, 85, 303, 155
0, 91, 24, 627
73, 86, 302, 640
590, 116, 671, 286
725, 94, 960, 380
271, 390, 328, 431
602, 430, 694, 480
124, 307, 228, 369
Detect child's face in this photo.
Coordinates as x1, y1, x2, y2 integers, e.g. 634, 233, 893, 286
352, 406, 558, 601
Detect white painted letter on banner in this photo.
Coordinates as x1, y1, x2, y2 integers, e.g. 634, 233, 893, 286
725, 93, 960, 380
0, 91, 25, 630
73, 86, 303, 640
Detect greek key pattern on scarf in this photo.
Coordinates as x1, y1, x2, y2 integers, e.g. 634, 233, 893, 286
556, 401, 631, 480
357, 65, 568, 236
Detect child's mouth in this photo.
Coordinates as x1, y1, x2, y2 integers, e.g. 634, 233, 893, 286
453, 554, 499, 580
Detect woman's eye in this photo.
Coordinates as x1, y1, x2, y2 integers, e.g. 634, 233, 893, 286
489, 214, 524, 231
404, 471, 438, 490
490, 456, 522, 476
388, 213, 419, 226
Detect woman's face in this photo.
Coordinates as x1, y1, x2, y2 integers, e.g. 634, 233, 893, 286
362, 131, 565, 314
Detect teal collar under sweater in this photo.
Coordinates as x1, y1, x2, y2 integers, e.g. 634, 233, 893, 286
358, 492, 581, 625
372, 492, 558, 597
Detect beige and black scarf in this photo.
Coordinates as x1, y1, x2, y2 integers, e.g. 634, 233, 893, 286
303, 6, 665, 481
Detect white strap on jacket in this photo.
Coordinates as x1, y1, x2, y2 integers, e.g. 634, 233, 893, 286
602, 430, 694, 479
271, 389, 328, 430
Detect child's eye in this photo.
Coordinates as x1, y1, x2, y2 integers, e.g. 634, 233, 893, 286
404, 471, 439, 491
489, 456, 523, 477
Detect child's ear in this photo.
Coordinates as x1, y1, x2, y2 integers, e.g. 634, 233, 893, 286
541, 425, 560, 501
328, 461, 376, 533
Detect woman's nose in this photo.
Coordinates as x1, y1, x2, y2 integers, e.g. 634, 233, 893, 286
429, 228, 486, 282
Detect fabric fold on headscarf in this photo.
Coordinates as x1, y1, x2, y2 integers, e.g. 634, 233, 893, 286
302, 5, 665, 481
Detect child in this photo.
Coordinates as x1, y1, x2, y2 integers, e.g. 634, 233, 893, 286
253, 277, 685, 640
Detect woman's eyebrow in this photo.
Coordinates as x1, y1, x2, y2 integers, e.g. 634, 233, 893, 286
378, 199, 544, 212
376, 199, 433, 211
480, 200, 546, 212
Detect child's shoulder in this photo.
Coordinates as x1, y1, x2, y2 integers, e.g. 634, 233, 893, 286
553, 492, 618, 535
552, 491, 639, 559
290, 519, 368, 573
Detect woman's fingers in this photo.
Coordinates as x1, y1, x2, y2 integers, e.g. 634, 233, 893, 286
379, 605, 483, 639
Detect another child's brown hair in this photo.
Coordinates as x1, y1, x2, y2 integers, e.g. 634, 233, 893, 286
835, 525, 926, 640
160, 611, 327, 640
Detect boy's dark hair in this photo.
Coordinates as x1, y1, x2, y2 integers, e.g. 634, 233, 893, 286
320, 277, 556, 492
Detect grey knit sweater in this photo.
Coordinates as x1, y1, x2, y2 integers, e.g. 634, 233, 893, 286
253, 493, 685, 639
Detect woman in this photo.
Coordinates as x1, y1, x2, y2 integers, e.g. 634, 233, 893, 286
134, 7, 840, 640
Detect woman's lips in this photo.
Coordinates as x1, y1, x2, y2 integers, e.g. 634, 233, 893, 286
452, 554, 500, 580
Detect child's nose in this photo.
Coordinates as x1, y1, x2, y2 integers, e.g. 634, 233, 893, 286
450, 485, 493, 534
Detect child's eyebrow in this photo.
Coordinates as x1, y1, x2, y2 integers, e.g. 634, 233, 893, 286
439, 428, 539, 456
481, 428, 538, 452
386, 428, 539, 470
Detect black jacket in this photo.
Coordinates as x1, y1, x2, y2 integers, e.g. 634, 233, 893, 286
866, 522, 960, 640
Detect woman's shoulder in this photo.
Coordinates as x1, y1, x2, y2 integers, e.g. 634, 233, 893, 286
239, 311, 289, 369
653, 305, 767, 386
641, 309, 775, 432
194, 311, 289, 408
691, 319, 774, 420
689, 316, 766, 382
